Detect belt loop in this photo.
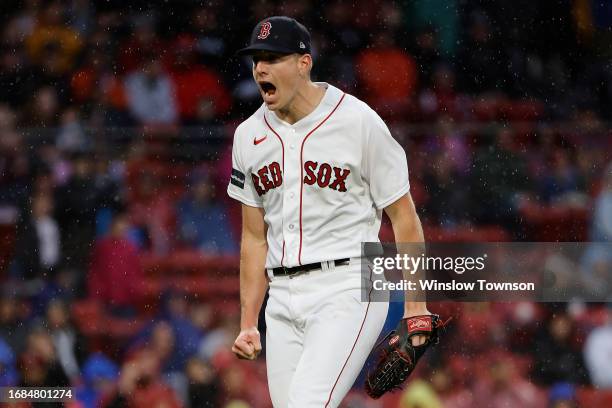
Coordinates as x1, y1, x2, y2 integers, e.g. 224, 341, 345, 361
327, 260, 334, 271
266, 268, 274, 281
321, 261, 329, 273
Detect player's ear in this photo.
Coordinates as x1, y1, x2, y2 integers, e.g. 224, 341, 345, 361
297, 54, 312, 78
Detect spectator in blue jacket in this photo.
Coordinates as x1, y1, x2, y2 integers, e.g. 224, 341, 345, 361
176, 166, 238, 255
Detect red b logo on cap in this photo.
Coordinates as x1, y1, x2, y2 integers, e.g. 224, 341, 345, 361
257, 22, 272, 39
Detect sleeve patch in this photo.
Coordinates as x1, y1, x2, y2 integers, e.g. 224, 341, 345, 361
231, 168, 245, 188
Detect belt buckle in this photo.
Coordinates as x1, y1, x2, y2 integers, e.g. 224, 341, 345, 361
285, 266, 298, 279
288, 266, 309, 279
288, 271, 303, 279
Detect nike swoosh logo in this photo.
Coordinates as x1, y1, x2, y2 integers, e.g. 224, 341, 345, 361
254, 135, 267, 145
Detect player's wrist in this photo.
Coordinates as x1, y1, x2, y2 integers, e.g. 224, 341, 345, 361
240, 323, 259, 332
239, 307, 261, 331
403, 302, 429, 318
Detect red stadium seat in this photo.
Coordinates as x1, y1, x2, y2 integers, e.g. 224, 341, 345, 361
140, 275, 239, 302
125, 160, 190, 204
71, 299, 105, 336
140, 250, 239, 277
424, 225, 511, 242
519, 204, 589, 241
0, 222, 16, 278
577, 387, 612, 407
72, 299, 146, 345
500, 99, 545, 121
106, 316, 146, 339
472, 96, 503, 121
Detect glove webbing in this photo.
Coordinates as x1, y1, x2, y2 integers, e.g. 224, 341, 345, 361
366, 350, 413, 398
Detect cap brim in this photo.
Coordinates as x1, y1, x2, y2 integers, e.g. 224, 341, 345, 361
235, 43, 306, 56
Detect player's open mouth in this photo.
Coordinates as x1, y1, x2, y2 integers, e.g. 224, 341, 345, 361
259, 81, 277, 97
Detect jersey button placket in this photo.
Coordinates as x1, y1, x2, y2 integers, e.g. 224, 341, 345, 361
282, 127, 301, 265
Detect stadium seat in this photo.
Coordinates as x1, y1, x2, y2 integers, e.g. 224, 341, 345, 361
0, 222, 16, 277
424, 225, 511, 242
577, 387, 612, 406
71, 299, 105, 336
519, 204, 589, 241
140, 275, 240, 302
140, 250, 239, 277
500, 99, 545, 121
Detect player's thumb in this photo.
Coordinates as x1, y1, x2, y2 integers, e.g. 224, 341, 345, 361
252, 336, 262, 353
243, 328, 261, 353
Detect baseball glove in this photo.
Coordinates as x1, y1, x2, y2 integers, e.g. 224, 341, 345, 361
365, 314, 447, 399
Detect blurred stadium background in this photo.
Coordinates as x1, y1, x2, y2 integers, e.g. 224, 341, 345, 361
0, 0, 611, 407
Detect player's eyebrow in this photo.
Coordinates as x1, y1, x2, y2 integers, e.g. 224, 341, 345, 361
252, 52, 289, 63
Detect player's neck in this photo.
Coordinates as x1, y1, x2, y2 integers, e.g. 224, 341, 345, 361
276, 82, 326, 125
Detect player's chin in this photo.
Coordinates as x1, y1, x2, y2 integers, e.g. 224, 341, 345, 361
264, 101, 280, 111
262, 98, 278, 109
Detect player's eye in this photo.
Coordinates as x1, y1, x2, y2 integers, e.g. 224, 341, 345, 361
253, 54, 282, 65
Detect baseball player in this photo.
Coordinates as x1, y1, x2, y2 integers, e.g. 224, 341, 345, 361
227, 16, 431, 407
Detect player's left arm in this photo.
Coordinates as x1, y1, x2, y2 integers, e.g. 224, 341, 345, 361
384, 193, 430, 345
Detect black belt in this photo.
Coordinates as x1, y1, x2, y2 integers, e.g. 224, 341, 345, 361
272, 258, 350, 277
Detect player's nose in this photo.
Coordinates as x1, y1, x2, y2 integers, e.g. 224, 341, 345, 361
253, 60, 269, 75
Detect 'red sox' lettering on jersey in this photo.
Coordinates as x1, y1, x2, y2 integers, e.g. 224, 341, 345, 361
303, 161, 351, 191
252, 161, 351, 196
252, 161, 283, 195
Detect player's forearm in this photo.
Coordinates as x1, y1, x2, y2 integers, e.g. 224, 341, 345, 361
390, 209, 424, 243
387, 196, 428, 316
392, 216, 428, 314
239, 234, 269, 330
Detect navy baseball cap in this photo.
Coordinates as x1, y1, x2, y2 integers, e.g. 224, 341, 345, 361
236, 16, 311, 56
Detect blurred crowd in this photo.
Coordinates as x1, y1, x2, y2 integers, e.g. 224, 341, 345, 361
0, 0, 612, 407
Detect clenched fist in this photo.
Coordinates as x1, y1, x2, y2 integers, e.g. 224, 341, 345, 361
232, 326, 262, 360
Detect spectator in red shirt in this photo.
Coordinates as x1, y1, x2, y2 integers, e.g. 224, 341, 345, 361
169, 35, 232, 123
87, 212, 144, 315
127, 168, 175, 255
355, 30, 418, 117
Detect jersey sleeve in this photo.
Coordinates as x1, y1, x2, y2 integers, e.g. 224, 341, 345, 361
227, 127, 264, 208
363, 109, 410, 209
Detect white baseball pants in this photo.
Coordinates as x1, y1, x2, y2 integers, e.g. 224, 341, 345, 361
265, 260, 389, 407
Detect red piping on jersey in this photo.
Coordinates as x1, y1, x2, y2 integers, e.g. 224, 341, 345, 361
264, 114, 285, 267
325, 265, 373, 407
299, 93, 346, 265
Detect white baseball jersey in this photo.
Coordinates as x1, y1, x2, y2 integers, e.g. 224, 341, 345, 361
227, 83, 410, 269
